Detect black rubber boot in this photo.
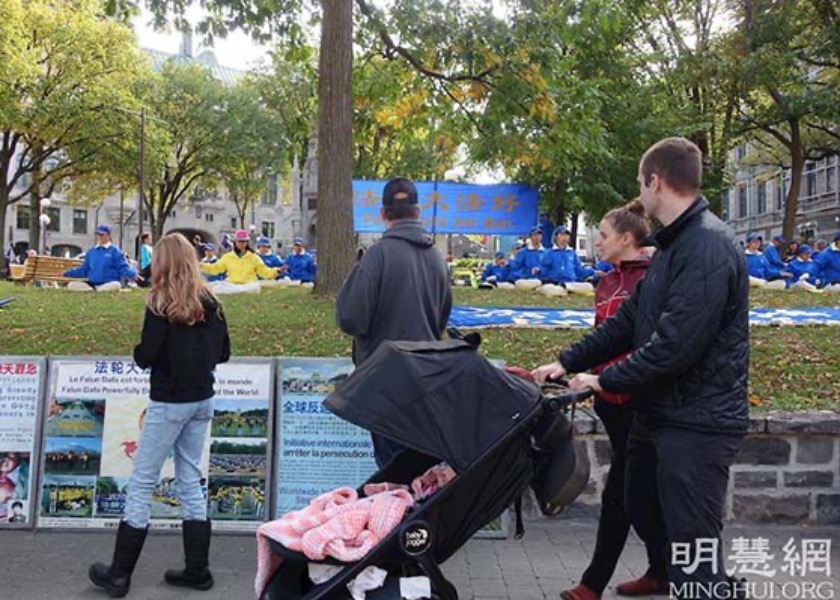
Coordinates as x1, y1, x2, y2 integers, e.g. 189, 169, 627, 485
89, 521, 148, 598
164, 519, 214, 590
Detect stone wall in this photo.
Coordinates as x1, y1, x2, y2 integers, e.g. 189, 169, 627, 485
570, 410, 840, 525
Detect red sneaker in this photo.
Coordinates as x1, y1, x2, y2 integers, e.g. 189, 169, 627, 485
560, 583, 601, 600
616, 575, 669, 596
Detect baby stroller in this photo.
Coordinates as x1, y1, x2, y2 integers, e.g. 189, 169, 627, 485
260, 338, 592, 600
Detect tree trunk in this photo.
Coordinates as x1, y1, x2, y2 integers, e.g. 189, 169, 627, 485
314, 0, 356, 296
782, 119, 803, 241
569, 211, 579, 250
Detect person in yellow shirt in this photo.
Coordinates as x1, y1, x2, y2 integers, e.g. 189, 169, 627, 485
200, 230, 280, 294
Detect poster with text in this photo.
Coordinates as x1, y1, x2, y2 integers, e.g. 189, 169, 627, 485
40, 358, 272, 531
273, 358, 378, 517
0, 357, 45, 529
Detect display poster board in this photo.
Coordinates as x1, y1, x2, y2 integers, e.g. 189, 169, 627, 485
273, 358, 377, 517
0, 356, 45, 529
39, 357, 273, 531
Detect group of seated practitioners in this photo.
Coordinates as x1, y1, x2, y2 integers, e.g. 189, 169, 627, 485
745, 231, 840, 291
198, 231, 317, 293
479, 226, 595, 296
199, 230, 281, 294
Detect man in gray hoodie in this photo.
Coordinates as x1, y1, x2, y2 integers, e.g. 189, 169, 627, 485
337, 177, 452, 466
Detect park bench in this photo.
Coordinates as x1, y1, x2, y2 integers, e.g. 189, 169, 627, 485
11, 256, 84, 286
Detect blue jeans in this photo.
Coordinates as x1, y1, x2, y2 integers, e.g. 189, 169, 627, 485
124, 398, 214, 528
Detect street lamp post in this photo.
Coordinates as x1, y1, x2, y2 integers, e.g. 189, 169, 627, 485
39, 198, 51, 256
139, 106, 145, 245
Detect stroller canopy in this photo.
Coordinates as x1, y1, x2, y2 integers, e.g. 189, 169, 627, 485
324, 340, 541, 472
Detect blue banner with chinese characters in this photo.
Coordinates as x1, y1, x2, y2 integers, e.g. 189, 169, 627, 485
353, 180, 539, 234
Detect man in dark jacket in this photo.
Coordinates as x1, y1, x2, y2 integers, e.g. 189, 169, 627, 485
534, 138, 749, 600
337, 177, 452, 467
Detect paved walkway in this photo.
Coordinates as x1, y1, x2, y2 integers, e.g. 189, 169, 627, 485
4, 517, 838, 599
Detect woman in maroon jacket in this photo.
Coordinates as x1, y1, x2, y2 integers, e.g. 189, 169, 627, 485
561, 199, 666, 600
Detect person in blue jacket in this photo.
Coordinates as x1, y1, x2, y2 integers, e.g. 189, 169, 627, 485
255, 237, 285, 270
65, 224, 138, 291
786, 244, 822, 289
200, 244, 226, 282
480, 252, 511, 285
763, 234, 787, 271
814, 231, 840, 290
539, 225, 595, 287
538, 212, 555, 249
284, 237, 316, 283
509, 228, 544, 281
745, 233, 789, 288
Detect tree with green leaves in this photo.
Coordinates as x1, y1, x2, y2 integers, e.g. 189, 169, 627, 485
140, 62, 228, 241
732, 0, 840, 240
214, 77, 289, 228
0, 0, 150, 269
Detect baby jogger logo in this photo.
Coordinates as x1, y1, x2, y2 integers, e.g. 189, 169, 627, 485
670, 538, 835, 599
401, 523, 432, 556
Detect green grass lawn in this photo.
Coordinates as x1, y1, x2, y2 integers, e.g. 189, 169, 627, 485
0, 282, 837, 412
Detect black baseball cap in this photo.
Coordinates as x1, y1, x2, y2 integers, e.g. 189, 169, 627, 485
382, 178, 418, 206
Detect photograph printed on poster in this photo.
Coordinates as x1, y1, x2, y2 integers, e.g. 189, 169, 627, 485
208, 476, 265, 521
211, 399, 269, 438
99, 396, 211, 481
41, 475, 95, 517
44, 437, 102, 475
6, 500, 28, 523
99, 396, 152, 478
46, 398, 105, 438
0, 451, 30, 522
94, 476, 129, 518
209, 439, 267, 478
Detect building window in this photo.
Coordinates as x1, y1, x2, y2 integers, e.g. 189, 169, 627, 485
738, 186, 747, 218
805, 162, 816, 197
262, 174, 278, 205
757, 182, 767, 214
307, 197, 317, 210
261, 221, 275, 239
45, 207, 60, 232
73, 209, 88, 234
205, 214, 214, 222
230, 217, 237, 229
16, 205, 30, 230
776, 180, 785, 210
827, 167, 835, 193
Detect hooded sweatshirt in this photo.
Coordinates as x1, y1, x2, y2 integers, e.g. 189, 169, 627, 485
337, 219, 452, 366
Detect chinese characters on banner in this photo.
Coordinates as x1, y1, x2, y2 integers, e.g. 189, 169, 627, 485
273, 359, 377, 517
0, 357, 44, 528
40, 358, 272, 531
352, 181, 539, 235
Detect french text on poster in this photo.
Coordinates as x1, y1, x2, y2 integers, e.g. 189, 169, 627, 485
274, 358, 377, 517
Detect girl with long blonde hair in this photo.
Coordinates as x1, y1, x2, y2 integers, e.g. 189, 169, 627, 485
90, 233, 230, 597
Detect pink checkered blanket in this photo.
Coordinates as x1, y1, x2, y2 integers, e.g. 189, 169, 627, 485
254, 487, 414, 597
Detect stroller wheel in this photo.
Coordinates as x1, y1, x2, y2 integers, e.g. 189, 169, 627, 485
431, 578, 458, 600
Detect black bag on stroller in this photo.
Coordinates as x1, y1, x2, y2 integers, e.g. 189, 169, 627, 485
260, 339, 590, 600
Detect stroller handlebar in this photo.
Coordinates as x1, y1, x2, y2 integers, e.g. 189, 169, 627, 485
540, 380, 594, 412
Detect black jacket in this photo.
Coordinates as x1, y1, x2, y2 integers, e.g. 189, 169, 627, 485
134, 295, 231, 402
336, 219, 452, 365
561, 198, 750, 434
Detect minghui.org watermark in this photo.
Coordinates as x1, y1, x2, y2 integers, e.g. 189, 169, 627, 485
668, 537, 835, 599
670, 580, 835, 599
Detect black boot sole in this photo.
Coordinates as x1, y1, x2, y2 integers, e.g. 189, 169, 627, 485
164, 574, 214, 591
88, 565, 130, 598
